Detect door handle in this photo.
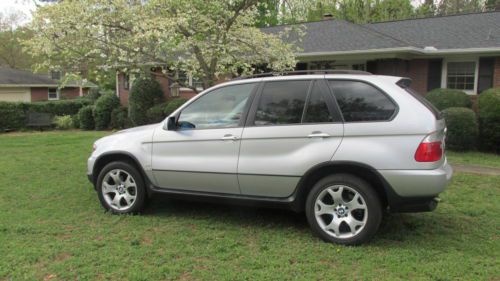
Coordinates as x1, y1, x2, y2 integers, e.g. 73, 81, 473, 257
221, 134, 239, 141
308, 131, 330, 138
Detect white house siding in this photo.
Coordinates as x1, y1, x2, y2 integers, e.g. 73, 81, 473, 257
0, 87, 31, 102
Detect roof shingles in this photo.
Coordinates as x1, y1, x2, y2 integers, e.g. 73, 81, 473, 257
0, 66, 58, 85
263, 11, 500, 53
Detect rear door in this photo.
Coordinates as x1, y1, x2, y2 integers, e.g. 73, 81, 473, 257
237, 79, 344, 198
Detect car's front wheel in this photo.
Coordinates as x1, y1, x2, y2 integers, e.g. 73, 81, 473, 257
305, 174, 382, 245
96, 161, 146, 214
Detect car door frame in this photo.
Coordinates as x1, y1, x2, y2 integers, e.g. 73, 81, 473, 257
150, 81, 262, 194
236, 78, 345, 197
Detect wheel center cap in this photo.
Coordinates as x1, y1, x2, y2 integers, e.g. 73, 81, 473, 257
117, 184, 125, 194
336, 206, 347, 216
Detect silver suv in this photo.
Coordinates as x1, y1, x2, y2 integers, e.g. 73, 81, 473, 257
87, 72, 453, 245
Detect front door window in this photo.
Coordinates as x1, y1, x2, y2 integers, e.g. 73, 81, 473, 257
177, 83, 256, 130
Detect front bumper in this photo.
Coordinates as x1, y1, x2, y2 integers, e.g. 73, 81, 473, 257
87, 155, 97, 186
87, 173, 93, 184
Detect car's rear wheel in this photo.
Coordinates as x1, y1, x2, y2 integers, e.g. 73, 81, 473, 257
305, 174, 382, 245
96, 161, 146, 214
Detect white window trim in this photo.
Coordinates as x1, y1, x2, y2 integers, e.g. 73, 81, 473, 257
48, 88, 60, 100
441, 57, 479, 95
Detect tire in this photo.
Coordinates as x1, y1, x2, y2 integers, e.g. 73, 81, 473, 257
305, 173, 382, 245
96, 161, 147, 214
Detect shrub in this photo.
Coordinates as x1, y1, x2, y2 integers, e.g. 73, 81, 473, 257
478, 88, 500, 153
146, 103, 169, 123
72, 114, 80, 129
29, 99, 91, 116
0, 102, 25, 131
54, 115, 74, 130
94, 93, 120, 130
442, 107, 478, 151
110, 107, 131, 129
84, 88, 102, 103
425, 88, 472, 111
163, 98, 188, 116
128, 77, 164, 126
78, 105, 95, 130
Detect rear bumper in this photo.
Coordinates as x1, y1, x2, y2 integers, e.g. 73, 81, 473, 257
388, 196, 440, 212
379, 161, 452, 212
379, 161, 453, 198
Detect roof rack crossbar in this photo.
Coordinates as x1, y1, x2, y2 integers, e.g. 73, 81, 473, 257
233, 69, 372, 80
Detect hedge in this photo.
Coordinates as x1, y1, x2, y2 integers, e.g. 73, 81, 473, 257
443, 107, 478, 151
0, 99, 91, 131
478, 88, 500, 153
78, 105, 95, 130
143, 99, 189, 124
128, 77, 164, 126
146, 103, 168, 124
84, 88, 102, 103
0, 102, 25, 131
110, 107, 131, 129
163, 98, 188, 116
94, 93, 120, 130
425, 88, 472, 111
26, 99, 91, 116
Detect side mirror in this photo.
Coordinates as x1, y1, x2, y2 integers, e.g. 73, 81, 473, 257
164, 116, 177, 131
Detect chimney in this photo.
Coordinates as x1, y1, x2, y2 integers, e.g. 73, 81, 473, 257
323, 13, 333, 20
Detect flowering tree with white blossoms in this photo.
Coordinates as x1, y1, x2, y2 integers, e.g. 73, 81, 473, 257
25, 0, 300, 89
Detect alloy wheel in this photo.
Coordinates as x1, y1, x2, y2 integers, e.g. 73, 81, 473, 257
314, 185, 368, 239
101, 169, 137, 211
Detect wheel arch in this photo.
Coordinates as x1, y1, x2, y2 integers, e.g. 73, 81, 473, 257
92, 151, 151, 189
293, 161, 393, 212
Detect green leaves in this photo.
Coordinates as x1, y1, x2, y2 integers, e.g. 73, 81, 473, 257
25, 0, 297, 89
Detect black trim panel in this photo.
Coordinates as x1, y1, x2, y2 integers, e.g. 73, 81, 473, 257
149, 184, 300, 211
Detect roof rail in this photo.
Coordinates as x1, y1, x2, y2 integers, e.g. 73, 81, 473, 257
233, 69, 372, 80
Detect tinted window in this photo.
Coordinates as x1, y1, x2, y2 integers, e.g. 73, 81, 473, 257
328, 80, 396, 122
254, 81, 310, 125
303, 82, 333, 123
178, 83, 255, 129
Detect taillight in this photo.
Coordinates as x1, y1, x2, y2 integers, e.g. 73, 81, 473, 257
415, 141, 443, 162
415, 131, 444, 162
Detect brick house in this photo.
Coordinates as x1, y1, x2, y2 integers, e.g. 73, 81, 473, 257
0, 66, 97, 102
115, 67, 200, 106
116, 11, 500, 105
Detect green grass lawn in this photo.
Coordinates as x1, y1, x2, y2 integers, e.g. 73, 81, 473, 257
447, 151, 500, 168
0, 131, 499, 280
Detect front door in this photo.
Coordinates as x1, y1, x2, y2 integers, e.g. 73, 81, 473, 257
151, 82, 258, 194
238, 79, 344, 198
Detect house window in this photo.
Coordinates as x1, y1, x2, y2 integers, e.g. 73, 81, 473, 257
177, 72, 204, 93
50, 71, 61, 80
447, 62, 475, 91
48, 88, 59, 100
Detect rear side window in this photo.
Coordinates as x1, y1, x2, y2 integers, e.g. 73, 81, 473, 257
254, 80, 310, 125
303, 82, 334, 123
328, 80, 396, 122
397, 79, 442, 119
